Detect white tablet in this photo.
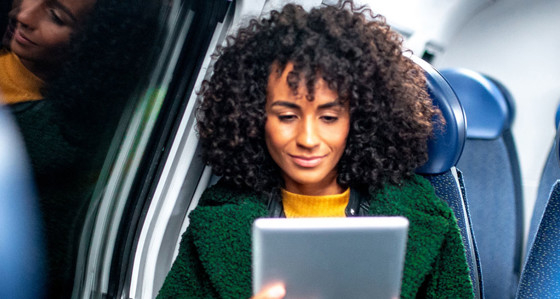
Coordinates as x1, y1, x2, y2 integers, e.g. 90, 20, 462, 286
252, 217, 409, 299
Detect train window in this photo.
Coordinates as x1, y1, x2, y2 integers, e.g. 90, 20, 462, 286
74, 0, 241, 298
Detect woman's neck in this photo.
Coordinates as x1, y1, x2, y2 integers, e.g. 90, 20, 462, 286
283, 175, 346, 196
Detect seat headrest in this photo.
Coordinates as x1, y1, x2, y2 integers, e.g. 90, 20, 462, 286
441, 68, 512, 139
413, 57, 466, 175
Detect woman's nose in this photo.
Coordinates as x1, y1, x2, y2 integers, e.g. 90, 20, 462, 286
296, 118, 320, 149
17, 1, 42, 29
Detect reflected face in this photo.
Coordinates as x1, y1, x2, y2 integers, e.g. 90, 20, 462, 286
265, 63, 350, 196
10, 0, 96, 65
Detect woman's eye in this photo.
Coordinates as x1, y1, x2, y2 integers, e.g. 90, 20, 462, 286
321, 115, 338, 123
278, 115, 297, 122
49, 9, 65, 25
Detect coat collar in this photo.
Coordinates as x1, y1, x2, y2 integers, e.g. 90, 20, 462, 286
190, 177, 453, 298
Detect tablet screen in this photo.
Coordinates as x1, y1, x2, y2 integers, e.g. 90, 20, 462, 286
252, 217, 409, 299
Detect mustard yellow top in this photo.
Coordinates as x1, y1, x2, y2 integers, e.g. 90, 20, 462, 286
0, 49, 44, 104
281, 188, 350, 218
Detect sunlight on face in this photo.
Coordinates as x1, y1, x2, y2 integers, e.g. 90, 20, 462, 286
265, 62, 350, 196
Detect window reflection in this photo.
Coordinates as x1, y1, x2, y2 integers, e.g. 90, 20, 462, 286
0, 0, 163, 297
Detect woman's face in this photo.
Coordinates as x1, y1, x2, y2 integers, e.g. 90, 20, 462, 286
265, 63, 350, 196
10, 0, 96, 66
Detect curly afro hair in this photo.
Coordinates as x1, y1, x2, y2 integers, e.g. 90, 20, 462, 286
197, 1, 440, 196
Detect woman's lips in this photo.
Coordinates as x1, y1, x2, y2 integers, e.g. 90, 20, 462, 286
290, 154, 326, 168
13, 28, 36, 46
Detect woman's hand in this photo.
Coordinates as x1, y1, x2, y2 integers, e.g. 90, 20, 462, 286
251, 283, 286, 299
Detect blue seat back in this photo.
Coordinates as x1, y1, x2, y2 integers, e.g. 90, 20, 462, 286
0, 107, 45, 299
517, 180, 560, 298
413, 57, 482, 298
441, 68, 523, 299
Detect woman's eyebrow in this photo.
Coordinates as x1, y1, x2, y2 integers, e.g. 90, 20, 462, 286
269, 100, 344, 110
51, 0, 78, 23
317, 101, 344, 110
269, 101, 300, 109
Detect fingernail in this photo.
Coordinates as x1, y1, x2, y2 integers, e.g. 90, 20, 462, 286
267, 285, 286, 297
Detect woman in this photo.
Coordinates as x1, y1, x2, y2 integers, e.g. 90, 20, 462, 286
158, 1, 473, 298
0, 0, 96, 104
1, 0, 160, 297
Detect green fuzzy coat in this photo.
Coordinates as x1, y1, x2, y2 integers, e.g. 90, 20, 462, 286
158, 175, 474, 298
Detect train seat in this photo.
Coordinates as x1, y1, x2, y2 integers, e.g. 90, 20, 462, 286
414, 58, 482, 299
440, 68, 523, 299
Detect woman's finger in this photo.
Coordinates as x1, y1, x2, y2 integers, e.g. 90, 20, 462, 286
252, 284, 286, 299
